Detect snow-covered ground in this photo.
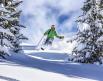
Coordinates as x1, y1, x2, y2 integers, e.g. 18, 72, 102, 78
0, 49, 103, 81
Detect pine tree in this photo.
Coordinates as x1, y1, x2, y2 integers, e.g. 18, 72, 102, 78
0, 0, 27, 58
71, 0, 103, 64
5, 0, 28, 53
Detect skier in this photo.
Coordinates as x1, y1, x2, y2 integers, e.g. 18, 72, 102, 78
41, 25, 64, 50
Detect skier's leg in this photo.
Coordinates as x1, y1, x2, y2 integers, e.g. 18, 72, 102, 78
41, 38, 54, 50
48, 38, 53, 45
41, 38, 49, 50
44, 38, 49, 45
46, 38, 54, 49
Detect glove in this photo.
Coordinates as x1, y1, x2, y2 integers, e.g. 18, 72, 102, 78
59, 36, 64, 39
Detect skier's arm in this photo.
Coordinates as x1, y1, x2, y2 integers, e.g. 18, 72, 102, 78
44, 29, 50, 35
55, 31, 64, 39
55, 31, 59, 38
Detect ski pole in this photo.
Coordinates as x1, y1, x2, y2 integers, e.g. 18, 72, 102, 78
37, 35, 44, 47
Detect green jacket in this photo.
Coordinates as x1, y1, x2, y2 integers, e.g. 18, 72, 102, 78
44, 29, 60, 39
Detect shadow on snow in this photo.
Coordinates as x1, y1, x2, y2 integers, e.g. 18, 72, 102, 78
5, 52, 103, 81
0, 75, 19, 81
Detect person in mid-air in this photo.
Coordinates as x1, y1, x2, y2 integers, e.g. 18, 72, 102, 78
41, 25, 64, 50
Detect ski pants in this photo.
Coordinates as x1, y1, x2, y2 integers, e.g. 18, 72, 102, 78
44, 38, 54, 45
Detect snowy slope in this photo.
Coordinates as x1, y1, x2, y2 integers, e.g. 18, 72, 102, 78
21, 37, 76, 54
0, 50, 103, 81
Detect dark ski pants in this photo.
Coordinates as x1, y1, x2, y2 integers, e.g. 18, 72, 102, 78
44, 38, 54, 45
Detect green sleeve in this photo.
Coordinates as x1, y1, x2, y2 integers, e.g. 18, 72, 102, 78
44, 29, 50, 35
55, 31, 60, 38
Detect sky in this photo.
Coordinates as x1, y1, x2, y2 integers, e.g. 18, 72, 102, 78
19, 0, 84, 45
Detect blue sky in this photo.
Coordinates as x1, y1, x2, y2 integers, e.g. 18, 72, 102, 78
20, 0, 84, 44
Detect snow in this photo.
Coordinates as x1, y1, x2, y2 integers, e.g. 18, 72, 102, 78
0, 62, 97, 81
78, 23, 90, 32
0, 64, 98, 81
0, 28, 14, 37
51, 38, 76, 54
21, 37, 76, 54
0, 0, 103, 80
0, 49, 103, 81
97, 36, 103, 42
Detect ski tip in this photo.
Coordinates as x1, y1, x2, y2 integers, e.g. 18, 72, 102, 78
41, 47, 44, 50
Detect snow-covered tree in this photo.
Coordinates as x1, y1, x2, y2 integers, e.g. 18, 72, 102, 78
71, 0, 103, 64
0, 0, 27, 58
6, 0, 28, 52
